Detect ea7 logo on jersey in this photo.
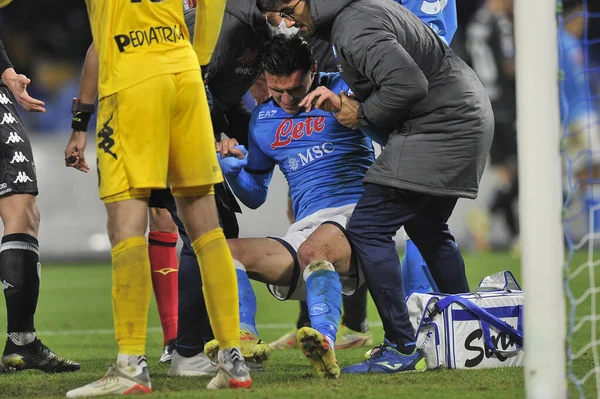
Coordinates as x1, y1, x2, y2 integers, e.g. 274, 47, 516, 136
13, 171, 32, 184
271, 116, 326, 150
0, 93, 12, 105
0, 113, 17, 125
258, 110, 277, 119
5, 132, 24, 144
10, 151, 29, 164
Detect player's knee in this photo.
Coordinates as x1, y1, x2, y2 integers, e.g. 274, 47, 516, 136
297, 242, 332, 269
1, 197, 40, 236
149, 207, 177, 233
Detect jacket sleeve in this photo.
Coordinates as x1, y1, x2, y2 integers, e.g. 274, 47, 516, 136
193, 0, 227, 66
0, 38, 13, 78
341, 28, 428, 127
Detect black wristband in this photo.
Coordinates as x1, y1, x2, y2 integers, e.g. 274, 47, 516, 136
71, 112, 92, 132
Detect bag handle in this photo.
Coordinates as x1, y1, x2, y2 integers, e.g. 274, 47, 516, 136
436, 295, 524, 350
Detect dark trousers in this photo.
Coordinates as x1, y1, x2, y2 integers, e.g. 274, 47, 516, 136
168, 193, 239, 356
346, 183, 469, 347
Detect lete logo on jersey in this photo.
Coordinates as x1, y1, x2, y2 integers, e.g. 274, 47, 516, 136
271, 116, 326, 150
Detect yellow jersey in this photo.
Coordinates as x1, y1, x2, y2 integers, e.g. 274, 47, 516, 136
86, 0, 224, 99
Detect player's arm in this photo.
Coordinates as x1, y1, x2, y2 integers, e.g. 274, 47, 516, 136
193, 0, 226, 66
64, 42, 98, 173
0, 37, 45, 112
219, 129, 275, 209
341, 24, 428, 128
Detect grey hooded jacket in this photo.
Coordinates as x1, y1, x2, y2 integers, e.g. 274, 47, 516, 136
312, 0, 494, 199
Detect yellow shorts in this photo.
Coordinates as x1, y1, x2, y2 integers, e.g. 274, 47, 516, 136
95, 70, 223, 203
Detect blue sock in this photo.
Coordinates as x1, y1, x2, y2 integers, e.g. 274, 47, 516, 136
401, 239, 437, 296
304, 261, 342, 346
234, 260, 258, 336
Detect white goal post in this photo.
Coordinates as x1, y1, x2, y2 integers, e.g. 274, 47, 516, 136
514, 0, 566, 398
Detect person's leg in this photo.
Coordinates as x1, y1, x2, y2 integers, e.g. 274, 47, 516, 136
67, 74, 175, 396
0, 194, 80, 372
147, 205, 179, 363
105, 198, 153, 381
342, 184, 428, 375
269, 192, 308, 350
0, 83, 79, 373
337, 284, 372, 349
294, 222, 354, 378
168, 213, 217, 377
404, 196, 469, 294
346, 184, 418, 350
170, 69, 250, 390
202, 237, 294, 365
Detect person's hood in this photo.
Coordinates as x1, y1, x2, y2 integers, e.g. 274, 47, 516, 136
226, 0, 268, 35
310, 0, 356, 39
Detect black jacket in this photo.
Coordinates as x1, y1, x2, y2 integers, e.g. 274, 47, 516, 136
312, 0, 494, 199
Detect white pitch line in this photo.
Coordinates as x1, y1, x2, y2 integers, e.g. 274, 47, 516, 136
41, 322, 384, 337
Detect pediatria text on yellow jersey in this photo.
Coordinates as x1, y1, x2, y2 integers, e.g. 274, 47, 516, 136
114, 24, 187, 53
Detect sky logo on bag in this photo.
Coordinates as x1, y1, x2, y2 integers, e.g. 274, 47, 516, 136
271, 117, 326, 150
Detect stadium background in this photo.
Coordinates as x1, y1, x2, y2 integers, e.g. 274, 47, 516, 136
0, 0, 598, 262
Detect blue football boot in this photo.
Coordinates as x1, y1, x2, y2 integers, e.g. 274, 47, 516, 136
341, 340, 426, 374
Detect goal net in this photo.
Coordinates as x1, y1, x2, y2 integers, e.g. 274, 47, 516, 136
559, 0, 600, 397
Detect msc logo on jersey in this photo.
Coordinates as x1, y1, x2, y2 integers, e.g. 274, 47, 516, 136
271, 116, 326, 150
0, 93, 12, 105
9, 151, 29, 164
287, 142, 335, 171
0, 113, 17, 125
114, 24, 186, 53
5, 132, 24, 144
98, 115, 117, 160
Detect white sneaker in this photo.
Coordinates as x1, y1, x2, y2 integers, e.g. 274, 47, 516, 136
207, 348, 252, 390
65, 364, 151, 397
167, 350, 217, 377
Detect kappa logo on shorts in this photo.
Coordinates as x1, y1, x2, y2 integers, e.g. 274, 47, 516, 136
9, 151, 29, 164
5, 132, 24, 144
0, 113, 17, 125
13, 171, 32, 184
0, 93, 12, 105
97, 114, 117, 160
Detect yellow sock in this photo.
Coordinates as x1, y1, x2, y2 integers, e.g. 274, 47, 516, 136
111, 236, 152, 355
191, 228, 240, 349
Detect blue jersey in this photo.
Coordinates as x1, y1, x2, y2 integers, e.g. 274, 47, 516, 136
397, 0, 457, 44
247, 73, 375, 220
559, 30, 596, 129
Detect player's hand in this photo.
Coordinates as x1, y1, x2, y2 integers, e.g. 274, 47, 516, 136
216, 138, 240, 157
334, 91, 361, 130
298, 86, 342, 113
217, 145, 248, 175
0, 68, 46, 112
249, 74, 270, 105
64, 131, 90, 173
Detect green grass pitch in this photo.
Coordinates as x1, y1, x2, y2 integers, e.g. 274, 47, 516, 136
0, 252, 597, 398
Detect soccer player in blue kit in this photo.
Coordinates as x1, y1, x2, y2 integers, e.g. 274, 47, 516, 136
210, 34, 379, 378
